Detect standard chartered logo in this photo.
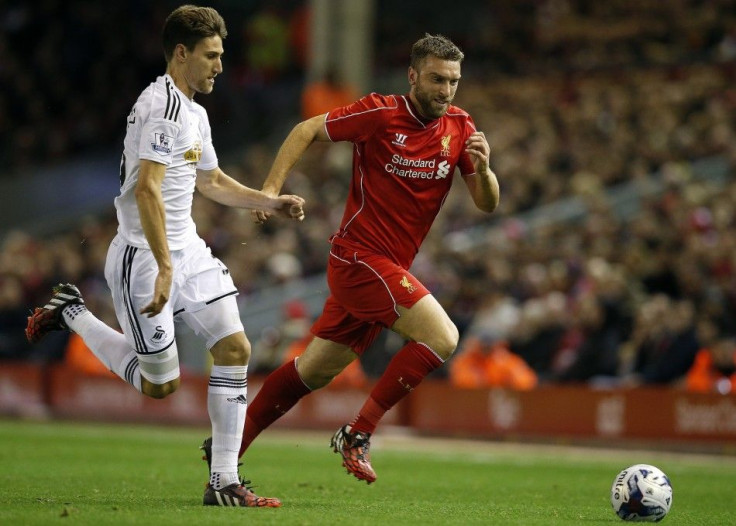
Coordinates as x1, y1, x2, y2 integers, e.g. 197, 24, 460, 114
385, 155, 452, 181
436, 160, 450, 179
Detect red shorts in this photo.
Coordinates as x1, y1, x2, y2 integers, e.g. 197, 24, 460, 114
311, 243, 430, 355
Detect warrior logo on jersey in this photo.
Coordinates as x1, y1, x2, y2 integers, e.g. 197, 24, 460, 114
400, 276, 416, 293
440, 134, 452, 157
392, 133, 408, 147
184, 140, 202, 165
152, 132, 174, 155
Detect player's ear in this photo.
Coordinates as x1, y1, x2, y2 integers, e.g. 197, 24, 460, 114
408, 66, 416, 86
174, 43, 188, 62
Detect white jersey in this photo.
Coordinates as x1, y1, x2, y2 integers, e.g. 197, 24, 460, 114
115, 74, 218, 250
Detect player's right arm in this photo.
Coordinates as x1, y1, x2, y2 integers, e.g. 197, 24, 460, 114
135, 159, 173, 317
254, 114, 330, 223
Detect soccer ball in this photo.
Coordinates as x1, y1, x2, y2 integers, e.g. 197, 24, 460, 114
610, 464, 673, 522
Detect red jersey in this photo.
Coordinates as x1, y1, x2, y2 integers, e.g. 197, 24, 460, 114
324, 93, 477, 269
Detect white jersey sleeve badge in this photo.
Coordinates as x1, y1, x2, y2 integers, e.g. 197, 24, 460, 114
152, 132, 175, 155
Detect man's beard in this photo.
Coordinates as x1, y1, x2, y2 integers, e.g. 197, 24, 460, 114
414, 87, 450, 119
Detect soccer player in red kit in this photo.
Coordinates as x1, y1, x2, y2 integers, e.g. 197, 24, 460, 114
202, 34, 500, 484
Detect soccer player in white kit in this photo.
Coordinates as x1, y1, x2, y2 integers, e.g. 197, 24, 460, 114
25, 5, 303, 508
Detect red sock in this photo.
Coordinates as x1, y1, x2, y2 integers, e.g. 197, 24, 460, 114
239, 359, 311, 457
351, 342, 443, 435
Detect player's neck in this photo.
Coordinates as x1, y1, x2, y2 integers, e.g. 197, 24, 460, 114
165, 67, 194, 100
406, 93, 435, 124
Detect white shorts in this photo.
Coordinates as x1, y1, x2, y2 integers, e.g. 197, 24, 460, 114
104, 234, 244, 357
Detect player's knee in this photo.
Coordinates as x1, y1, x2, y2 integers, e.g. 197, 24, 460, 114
221, 341, 250, 364
137, 346, 181, 397
298, 367, 335, 390
295, 340, 356, 389
210, 333, 251, 366
142, 377, 180, 399
432, 322, 459, 360
297, 360, 343, 390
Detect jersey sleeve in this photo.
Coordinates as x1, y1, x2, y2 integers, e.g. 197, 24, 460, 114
324, 93, 394, 143
138, 118, 181, 165
197, 107, 218, 171
137, 89, 182, 166
458, 114, 478, 176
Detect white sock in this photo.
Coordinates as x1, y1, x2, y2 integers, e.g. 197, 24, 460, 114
208, 364, 248, 489
62, 306, 142, 392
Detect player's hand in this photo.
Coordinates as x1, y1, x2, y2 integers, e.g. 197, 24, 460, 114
140, 268, 172, 318
252, 208, 271, 224
465, 131, 490, 174
272, 194, 306, 221
252, 189, 279, 224
253, 195, 305, 223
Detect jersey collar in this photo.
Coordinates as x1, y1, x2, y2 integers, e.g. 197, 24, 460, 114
163, 74, 195, 105
404, 95, 437, 127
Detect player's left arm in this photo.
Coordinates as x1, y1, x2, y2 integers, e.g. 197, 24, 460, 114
195, 167, 305, 221
462, 131, 500, 213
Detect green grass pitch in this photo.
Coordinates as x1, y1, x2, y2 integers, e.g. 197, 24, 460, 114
1, 419, 735, 525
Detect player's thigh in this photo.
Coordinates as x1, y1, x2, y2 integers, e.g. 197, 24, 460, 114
311, 294, 383, 356
392, 295, 459, 358
175, 240, 245, 352
328, 246, 428, 328
178, 294, 245, 353
104, 236, 180, 383
327, 247, 457, 354
104, 236, 177, 352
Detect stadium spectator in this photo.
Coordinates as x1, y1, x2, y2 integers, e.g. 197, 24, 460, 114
300, 67, 360, 119
249, 299, 312, 374
449, 333, 537, 390
618, 297, 700, 386
551, 292, 626, 384
0, 273, 44, 361
685, 334, 736, 394
23, 6, 304, 508
214, 33, 500, 485
508, 292, 569, 379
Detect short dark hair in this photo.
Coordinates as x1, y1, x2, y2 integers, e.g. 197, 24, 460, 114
162, 5, 227, 62
410, 33, 464, 70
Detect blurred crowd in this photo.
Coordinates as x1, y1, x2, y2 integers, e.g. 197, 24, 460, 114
0, 0, 308, 171
3, 0, 736, 394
